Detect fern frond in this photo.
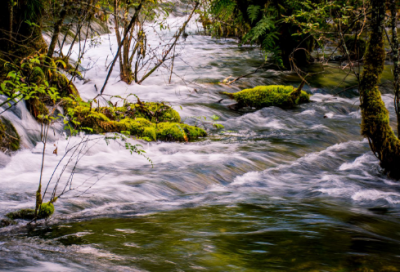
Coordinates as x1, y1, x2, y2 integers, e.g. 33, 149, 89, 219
247, 5, 261, 23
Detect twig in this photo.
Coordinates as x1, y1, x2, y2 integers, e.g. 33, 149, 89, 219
99, 0, 143, 94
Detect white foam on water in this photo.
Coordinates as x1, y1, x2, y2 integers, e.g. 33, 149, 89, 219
339, 154, 371, 171
297, 109, 316, 116
352, 189, 400, 204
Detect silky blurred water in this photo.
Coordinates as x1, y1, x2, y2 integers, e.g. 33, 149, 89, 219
1, 11, 400, 272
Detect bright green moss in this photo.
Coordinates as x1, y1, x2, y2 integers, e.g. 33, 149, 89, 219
38, 202, 55, 218
156, 123, 207, 142
68, 100, 205, 142
72, 106, 117, 134
222, 85, 310, 109
156, 123, 188, 142
119, 118, 157, 141
180, 124, 207, 140
106, 102, 181, 123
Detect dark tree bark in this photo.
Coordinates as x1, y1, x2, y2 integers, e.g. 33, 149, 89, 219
389, 0, 400, 135
0, 0, 46, 60
359, 0, 400, 179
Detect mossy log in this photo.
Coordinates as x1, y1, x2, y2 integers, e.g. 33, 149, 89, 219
222, 85, 310, 110
68, 100, 206, 142
6, 202, 54, 220
359, 0, 400, 179
0, 117, 20, 153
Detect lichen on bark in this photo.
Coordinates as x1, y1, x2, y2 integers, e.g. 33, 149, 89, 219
359, 0, 400, 179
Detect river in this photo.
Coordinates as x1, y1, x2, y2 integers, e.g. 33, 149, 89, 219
1, 13, 400, 272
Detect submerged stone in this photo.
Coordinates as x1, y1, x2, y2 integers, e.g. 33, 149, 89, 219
222, 85, 310, 109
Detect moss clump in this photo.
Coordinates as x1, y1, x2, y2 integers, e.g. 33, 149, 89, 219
180, 124, 208, 140
0, 117, 20, 153
222, 85, 310, 109
68, 100, 205, 142
38, 202, 55, 218
156, 123, 188, 142
71, 105, 119, 134
156, 123, 207, 142
100, 101, 181, 123
119, 118, 157, 141
6, 202, 55, 220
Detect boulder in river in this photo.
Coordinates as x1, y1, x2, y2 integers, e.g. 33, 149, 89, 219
222, 85, 311, 110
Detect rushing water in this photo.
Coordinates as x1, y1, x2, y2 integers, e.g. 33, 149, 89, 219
1, 13, 400, 272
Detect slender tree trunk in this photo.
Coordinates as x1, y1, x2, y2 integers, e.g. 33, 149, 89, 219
114, 0, 124, 77
359, 0, 400, 179
390, 0, 400, 136
114, 0, 135, 84
47, 1, 70, 59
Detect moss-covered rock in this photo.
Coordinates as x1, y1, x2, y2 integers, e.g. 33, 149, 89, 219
6, 202, 55, 220
0, 117, 20, 153
156, 123, 207, 142
101, 101, 180, 123
222, 85, 310, 109
156, 123, 188, 141
68, 101, 205, 142
119, 118, 157, 141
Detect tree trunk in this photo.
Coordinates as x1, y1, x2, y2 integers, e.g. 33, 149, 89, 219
359, 0, 400, 179
389, 0, 400, 136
